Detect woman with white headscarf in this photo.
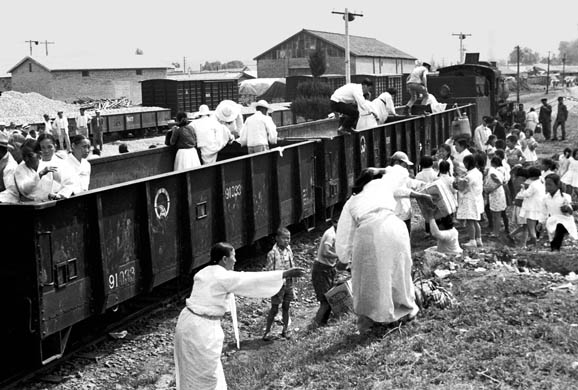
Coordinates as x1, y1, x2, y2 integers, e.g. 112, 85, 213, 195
336, 168, 420, 334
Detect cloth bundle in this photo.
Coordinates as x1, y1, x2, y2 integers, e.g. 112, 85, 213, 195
414, 278, 456, 309
416, 181, 458, 220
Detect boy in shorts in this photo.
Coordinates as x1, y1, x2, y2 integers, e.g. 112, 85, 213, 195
263, 227, 294, 340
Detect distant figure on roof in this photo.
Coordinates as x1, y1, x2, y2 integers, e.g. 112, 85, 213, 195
239, 100, 277, 154
329, 78, 377, 131
214, 100, 244, 138
193, 105, 233, 165
405, 62, 431, 114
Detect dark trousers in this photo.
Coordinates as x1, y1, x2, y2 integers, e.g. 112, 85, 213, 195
553, 120, 566, 140
551, 224, 568, 251
312, 262, 336, 325
541, 121, 552, 140
330, 100, 359, 130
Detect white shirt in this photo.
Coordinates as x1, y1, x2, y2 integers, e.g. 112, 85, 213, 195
54, 116, 69, 133
473, 124, 492, 151
330, 83, 375, 114
38, 155, 66, 195
61, 153, 91, 197
376, 92, 397, 116
0, 151, 18, 192
384, 164, 424, 221
407, 65, 428, 84
76, 113, 91, 128
416, 167, 438, 184
193, 116, 232, 164
543, 191, 578, 240
452, 149, 472, 177
239, 111, 277, 148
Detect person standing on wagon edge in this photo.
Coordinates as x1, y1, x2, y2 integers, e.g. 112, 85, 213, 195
405, 62, 431, 114
329, 78, 377, 131
239, 100, 277, 154
174, 242, 305, 390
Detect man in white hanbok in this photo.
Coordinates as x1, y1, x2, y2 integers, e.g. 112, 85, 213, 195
192, 107, 234, 165
174, 242, 304, 390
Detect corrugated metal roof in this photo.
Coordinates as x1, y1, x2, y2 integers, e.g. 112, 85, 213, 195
167, 71, 255, 81
8, 56, 173, 73
254, 29, 416, 60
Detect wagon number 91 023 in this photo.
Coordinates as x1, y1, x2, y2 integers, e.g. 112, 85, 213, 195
225, 184, 242, 200
108, 267, 136, 290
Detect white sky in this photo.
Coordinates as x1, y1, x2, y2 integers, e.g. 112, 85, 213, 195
2, 0, 578, 73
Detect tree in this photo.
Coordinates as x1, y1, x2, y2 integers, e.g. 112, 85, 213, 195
559, 39, 578, 64
201, 60, 245, 71
308, 48, 326, 77
508, 47, 540, 65
135, 48, 144, 55
171, 62, 181, 69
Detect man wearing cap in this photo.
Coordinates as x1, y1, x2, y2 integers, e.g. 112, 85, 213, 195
54, 111, 71, 152
539, 98, 552, 141
75, 108, 91, 138
406, 62, 431, 114
215, 100, 244, 138
330, 78, 377, 131
239, 100, 277, 154
0, 132, 18, 193
383, 151, 433, 233
90, 111, 104, 151
192, 104, 233, 164
552, 96, 568, 141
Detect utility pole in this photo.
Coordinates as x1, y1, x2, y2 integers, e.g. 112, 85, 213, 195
516, 45, 520, 104
25, 40, 39, 56
332, 8, 363, 83
42, 40, 55, 56
562, 53, 566, 89
452, 32, 471, 63
546, 51, 551, 94
183, 57, 186, 73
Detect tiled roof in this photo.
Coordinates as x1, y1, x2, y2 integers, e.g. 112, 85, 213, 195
167, 71, 255, 81
8, 56, 173, 73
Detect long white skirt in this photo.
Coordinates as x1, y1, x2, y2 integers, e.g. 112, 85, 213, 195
174, 308, 227, 390
351, 210, 418, 323
174, 148, 201, 171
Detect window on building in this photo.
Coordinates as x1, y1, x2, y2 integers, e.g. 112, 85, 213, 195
29, 63, 32, 72
136, 69, 143, 75
82, 70, 89, 77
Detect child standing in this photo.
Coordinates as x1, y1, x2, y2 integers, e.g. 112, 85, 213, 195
521, 129, 538, 164
263, 227, 295, 340
436, 144, 454, 177
558, 147, 572, 179
508, 167, 528, 243
310, 219, 338, 328
486, 157, 507, 236
416, 155, 438, 183
518, 167, 545, 248
562, 149, 578, 198
456, 155, 484, 247
543, 174, 578, 251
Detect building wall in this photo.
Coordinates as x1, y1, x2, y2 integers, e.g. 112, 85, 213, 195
354, 57, 417, 75
11, 60, 53, 97
11, 59, 167, 104
0, 77, 11, 92
50, 68, 167, 104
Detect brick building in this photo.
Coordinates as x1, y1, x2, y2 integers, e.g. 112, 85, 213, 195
255, 29, 417, 78
8, 56, 172, 104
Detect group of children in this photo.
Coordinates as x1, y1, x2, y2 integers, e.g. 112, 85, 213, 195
421, 131, 578, 251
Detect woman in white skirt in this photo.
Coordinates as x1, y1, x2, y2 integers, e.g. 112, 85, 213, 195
170, 112, 201, 170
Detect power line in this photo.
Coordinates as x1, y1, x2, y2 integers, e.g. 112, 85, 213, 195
25, 40, 39, 56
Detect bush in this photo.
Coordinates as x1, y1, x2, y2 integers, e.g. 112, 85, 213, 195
291, 79, 333, 120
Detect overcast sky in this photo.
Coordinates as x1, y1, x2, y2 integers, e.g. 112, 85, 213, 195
2, 0, 578, 74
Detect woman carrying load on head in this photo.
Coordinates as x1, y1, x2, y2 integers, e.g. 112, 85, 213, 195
335, 168, 422, 334
170, 111, 201, 171
174, 242, 305, 390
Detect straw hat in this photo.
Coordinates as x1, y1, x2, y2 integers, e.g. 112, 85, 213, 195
0, 132, 14, 150
197, 105, 211, 117
255, 100, 270, 110
215, 100, 241, 123
391, 151, 414, 166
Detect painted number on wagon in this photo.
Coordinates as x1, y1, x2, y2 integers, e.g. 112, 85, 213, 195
225, 184, 242, 200
108, 267, 136, 290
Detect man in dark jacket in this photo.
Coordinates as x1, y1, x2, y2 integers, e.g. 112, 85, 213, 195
552, 96, 568, 141
539, 98, 552, 140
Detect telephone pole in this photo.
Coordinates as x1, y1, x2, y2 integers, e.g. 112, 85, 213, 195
546, 51, 551, 94
452, 32, 471, 63
516, 45, 520, 104
332, 8, 363, 83
562, 53, 567, 88
25, 40, 39, 56
183, 57, 186, 73
43, 40, 55, 56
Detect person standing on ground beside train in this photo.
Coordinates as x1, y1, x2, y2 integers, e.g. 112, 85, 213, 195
329, 78, 377, 131
214, 100, 244, 138
42, 114, 53, 136
75, 108, 91, 138
539, 98, 553, 141
193, 104, 234, 165
553, 96, 568, 141
174, 242, 305, 390
473, 116, 493, 151
90, 110, 104, 152
405, 62, 431, 115
526, 107, 539, 132
170, 112, 201, 170
514, 103, 526, 129
53, 111, 71, 152
239, 100, 277, 154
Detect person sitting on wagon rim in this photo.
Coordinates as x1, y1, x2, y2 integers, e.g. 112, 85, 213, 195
239, 100, 277, 154
330, 78, 377, 131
